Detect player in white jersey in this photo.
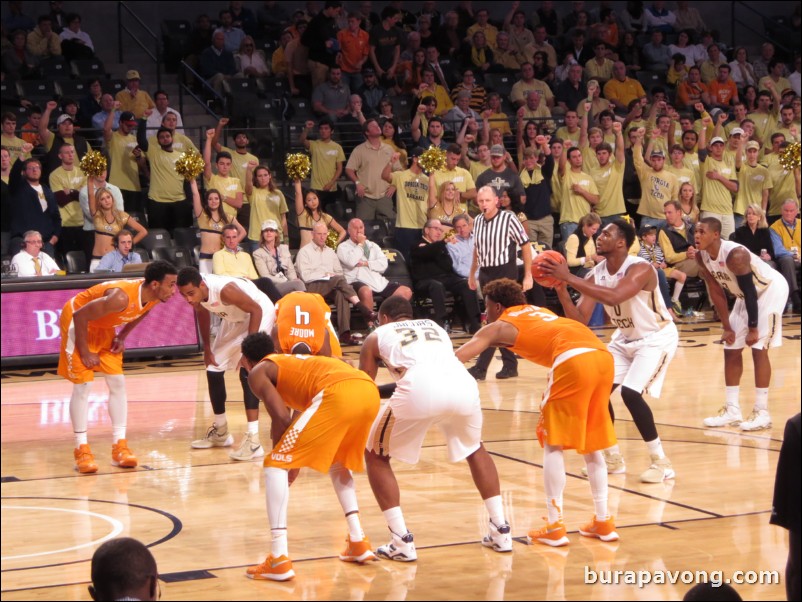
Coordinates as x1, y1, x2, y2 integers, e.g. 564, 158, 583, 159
177, 267, 276, 459
541, 218, 678, 483
695, 217, 788, 431
359, 296, 512, 562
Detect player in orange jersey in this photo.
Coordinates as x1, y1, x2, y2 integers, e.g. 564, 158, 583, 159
456, 278, 619, 546
240, 332, 381, 582
58, 261, 178, 474
272, 290, 342, 357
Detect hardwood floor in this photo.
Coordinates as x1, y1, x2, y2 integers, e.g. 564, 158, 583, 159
2, 315, 799, 600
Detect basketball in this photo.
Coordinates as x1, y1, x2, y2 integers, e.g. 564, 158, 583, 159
531, 250, 566, 288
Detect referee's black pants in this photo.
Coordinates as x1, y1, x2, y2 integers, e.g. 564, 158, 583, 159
474, 263, 518, 373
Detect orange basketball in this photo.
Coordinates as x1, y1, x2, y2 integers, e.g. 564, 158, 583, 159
531, 250, 566, 288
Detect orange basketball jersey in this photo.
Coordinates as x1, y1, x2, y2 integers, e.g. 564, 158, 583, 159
274, 291, 342, 357
69, 279, 158, 330
265, 354, 374, 412
498, 305, 606, 367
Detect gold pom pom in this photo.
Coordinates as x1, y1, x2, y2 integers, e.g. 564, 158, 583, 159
418, 146, 447, 175
326, 229, 340, 250
285, 153, 311, 181
79, 150, 108, 178
780, 142, 801, 171
175, 151, 205, 180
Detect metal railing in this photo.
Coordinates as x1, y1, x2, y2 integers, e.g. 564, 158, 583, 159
117, 1, 162, 90
177, 61, 226, 123
730, 1, 798, 57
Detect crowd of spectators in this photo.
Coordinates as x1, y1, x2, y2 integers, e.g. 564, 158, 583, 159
2, 0, 801, 323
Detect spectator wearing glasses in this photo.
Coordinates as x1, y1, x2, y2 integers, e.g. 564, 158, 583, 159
235, 35, 269, 78
11, 230, 61, 276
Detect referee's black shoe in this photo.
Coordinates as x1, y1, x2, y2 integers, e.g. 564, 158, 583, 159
495, 367, 518, 379
467, 365, 486, 381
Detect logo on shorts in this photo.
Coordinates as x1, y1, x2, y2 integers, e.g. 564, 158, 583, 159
271, 452, 293, 462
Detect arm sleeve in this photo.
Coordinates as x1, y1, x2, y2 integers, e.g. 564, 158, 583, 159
735, 272, 759, 328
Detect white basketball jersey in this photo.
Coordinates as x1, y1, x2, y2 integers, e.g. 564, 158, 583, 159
375, 319, 465, 382
700, 240, 781, 299
591, 255, 673, 341
201, 274, 276, 331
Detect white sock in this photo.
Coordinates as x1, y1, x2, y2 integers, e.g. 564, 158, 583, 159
214, 413, 227, 428
672, 281, 685, 301
754, 388, 769, 412
584, 451, 610, 520
543, 444, 566, 523
725, 386, 740, 410
645, 437, 665, 459
247, 420, 259, 435
105, 375, 127, 441
483, 495, 506, 527
264, 467, 289, 556
382, 506, 408, 537
270, 528, 288, 559
329, 464, 363, 541
70, 383, 91, 447
345, 513, 364, 542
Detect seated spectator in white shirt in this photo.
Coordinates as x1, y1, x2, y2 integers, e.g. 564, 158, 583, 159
95, 230, 142, 272
59, 13, 94, 59
11, 230, 61, 276
145, 91, 184, 135
336, 218, 412, 312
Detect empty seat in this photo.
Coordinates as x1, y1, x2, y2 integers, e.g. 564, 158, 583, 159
56, 79, 87, 99
172, 227, 200, 249
289, 97, 313, 119
363, 219, 389, 246
140, 228, 172, 251
380, 248, 413, 289
133, 247, 151, 262
483, 73, 514, 97
65, 250, 87, 274
17, 80, 59, 103
71, 58, 106, 79
152, 246, 193, 268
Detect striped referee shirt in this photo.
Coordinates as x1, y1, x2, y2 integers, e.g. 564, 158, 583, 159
473, 209, 530, 268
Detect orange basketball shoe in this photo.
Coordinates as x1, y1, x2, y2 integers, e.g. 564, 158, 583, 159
527, 520, 569, 547
246, 555, 295, 581
579, 516, 619, 542
111, 439, 138, 468
74, 444, 98, 474
339, 535, 378, 563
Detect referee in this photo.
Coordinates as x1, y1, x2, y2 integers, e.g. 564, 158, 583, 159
467, 186, 533, 380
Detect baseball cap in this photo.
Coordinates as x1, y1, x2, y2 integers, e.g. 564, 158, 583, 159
650, 149, 665, 158
56, 114, 73, 125
639, 224, 657, 236
119, 111, 137, 124
746, 140, 761, 150
126, 69, 141, 80
361, 66, 375, 76
490, 144, 505, 156
409, 146, 425, 159
710, 136, 725, 145
730, 127, 744, 136
261, 219, 279, 231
